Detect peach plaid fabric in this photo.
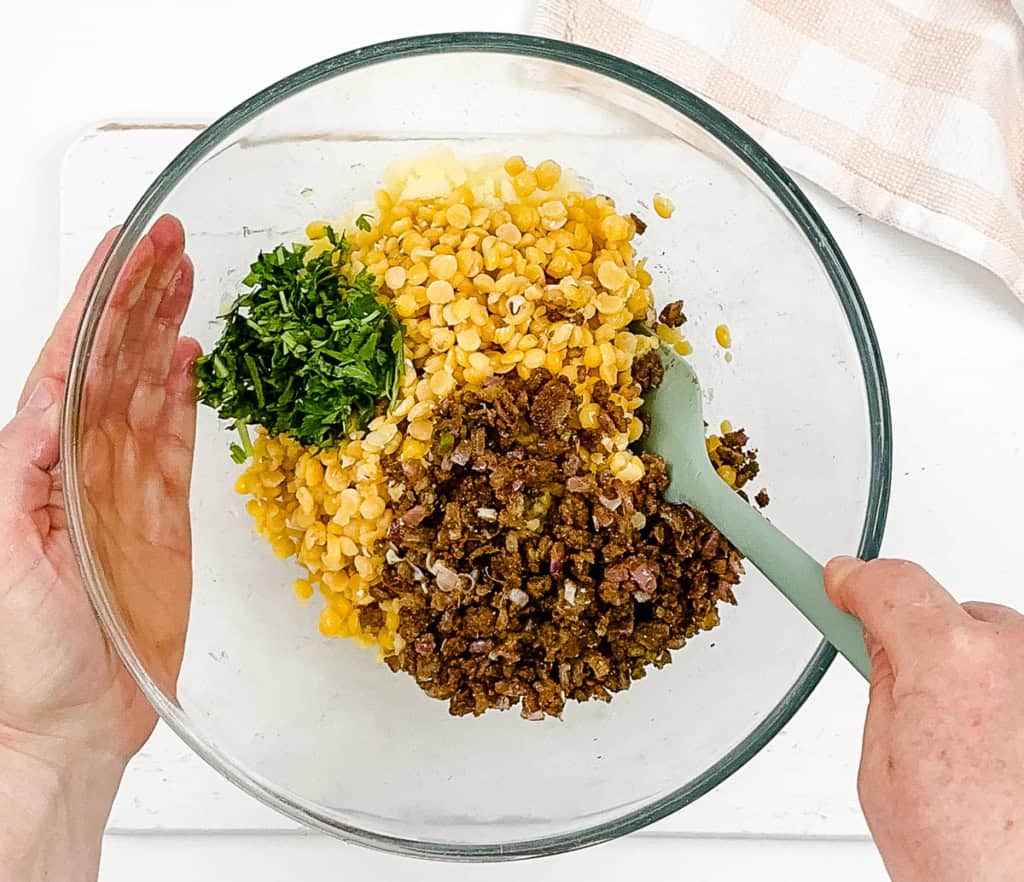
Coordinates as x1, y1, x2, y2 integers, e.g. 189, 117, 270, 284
533, 0, 1024, 299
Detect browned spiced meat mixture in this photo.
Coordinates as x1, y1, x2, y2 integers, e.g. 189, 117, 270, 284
229, 155, 771, 721
658, 299, 687, 328
361, 365, 762, 719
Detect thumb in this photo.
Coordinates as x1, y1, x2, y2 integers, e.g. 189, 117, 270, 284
0, 378, 62, 520
824, 555, 967, 674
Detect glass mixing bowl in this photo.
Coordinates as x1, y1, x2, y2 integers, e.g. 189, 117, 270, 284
62, 33, 891, 860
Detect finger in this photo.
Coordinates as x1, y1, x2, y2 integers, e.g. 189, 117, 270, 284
866, 637, 895, 705
862, 625, 882, 671
107, 216, 186, 409
856, 628, 896, 788
0, 378, 62, 530
860, 623, 895, 709
962, 601, 1022, 625
862, 662, 895, 748
160, 337, 202, 494
91, 236, 156, 378
825, 556, 968, 673
18, 227, 120, 408
126, 255, 195, 433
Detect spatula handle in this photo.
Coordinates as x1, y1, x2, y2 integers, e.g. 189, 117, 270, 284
694, 479, 871, 680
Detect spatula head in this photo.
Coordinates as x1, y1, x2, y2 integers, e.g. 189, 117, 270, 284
640, 342, 874, 680
642, 348, 716, 506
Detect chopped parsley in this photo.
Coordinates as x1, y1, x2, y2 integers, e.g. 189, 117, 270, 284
195, 227, 404, 455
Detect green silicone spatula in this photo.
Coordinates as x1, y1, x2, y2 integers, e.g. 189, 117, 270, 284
643, 345, 871, 680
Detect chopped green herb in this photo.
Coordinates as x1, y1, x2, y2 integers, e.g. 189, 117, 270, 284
236, 420, 254, 458
195, 227, 404, 454
355, 213, 373, 232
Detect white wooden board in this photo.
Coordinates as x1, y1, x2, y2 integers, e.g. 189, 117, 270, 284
99, 833, 888, 881
61, 123, 1024, 838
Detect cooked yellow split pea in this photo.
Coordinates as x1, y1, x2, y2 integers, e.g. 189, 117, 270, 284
239, 151, 692, 652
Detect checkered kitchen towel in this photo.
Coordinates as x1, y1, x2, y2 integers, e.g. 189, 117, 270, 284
533, 0, 1024, 300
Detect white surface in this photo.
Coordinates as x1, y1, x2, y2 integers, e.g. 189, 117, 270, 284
64, 125, 872, 840
99, 833, 888, 879
61, 123, 1024, 845
6, 0, 1024, 878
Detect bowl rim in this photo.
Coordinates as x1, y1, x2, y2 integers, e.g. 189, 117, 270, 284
61, 31, 892, 861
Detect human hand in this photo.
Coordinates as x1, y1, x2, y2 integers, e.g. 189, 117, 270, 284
826, 557, 1024, 882
0, 217, 198, 881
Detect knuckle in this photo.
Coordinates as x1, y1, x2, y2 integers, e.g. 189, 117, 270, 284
839, 559, 898, 597
837, 559, 919, 610
856, 559, 943, 610
860, 558, 928, 585
932, 621, 1002, 672
963, 600, 1022, 622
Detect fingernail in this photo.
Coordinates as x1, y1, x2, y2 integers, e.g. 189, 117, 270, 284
25, 381, 56, 411
825, 555, 864, 585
